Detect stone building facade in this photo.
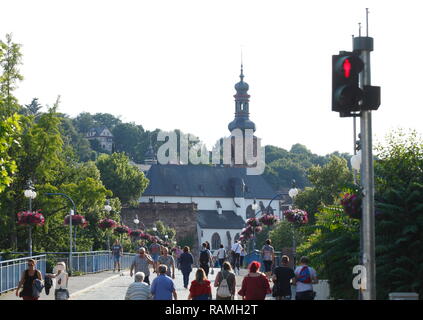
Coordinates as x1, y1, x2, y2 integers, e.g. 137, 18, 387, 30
121, 202, 199, 255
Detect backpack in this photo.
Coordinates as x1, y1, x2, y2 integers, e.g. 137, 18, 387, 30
216, 272, 232, 298
297, 266, 312, 284
199, 250, 209, 265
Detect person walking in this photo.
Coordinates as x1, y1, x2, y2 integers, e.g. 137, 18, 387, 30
240, 246, 246, 269
188, 268, 212, 300
151, 265, 177, 300
294, 256, 318, 300
215, 244, 227, 270
15, 258, 43, 300
261, 239, 275, 280
130, 247, 154, 285
214, 261, 236, 300
231, 240, 243, 274
111, 239, 123, 273
46, 262, 69, 300
158, 247, 175, 279
238, 261, 271, 300
199, 243, 212, 277
149, 239, 161, 273
174, 246, 182, 270
179, 246, 194, 289
125, 272, 152, 300
272, 255, 296, 300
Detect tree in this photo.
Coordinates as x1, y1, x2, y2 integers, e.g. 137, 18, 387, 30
92, 113, 122, 130
96, 153, 149, 205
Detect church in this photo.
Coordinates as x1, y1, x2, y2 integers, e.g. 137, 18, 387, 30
134, 66, 280, 252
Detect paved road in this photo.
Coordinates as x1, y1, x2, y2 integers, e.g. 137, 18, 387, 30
72, 267, 254, 300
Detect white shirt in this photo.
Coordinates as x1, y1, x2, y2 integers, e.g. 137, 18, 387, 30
216, 248, 226, 259
294, 266, 317, 292
55, 272, 68, 290
231, 243, 242, 254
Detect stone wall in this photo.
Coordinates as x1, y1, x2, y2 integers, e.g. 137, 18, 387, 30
121, 202, 199, 254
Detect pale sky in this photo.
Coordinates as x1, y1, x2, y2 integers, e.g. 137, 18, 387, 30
2, 0, 422, 155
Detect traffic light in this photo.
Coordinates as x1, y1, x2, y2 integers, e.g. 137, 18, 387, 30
332, 51, 364, 113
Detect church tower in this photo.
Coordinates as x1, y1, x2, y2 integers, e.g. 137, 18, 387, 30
228, 65, 258, 167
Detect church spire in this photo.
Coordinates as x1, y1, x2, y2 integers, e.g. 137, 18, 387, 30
228, 64, 256, 133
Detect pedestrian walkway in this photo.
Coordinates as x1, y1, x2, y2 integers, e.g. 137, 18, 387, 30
0, 266, 330, 300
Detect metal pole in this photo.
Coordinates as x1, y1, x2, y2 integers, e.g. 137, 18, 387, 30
29, 197, 32, 257
359, 47, 376, 300
69, 208, 73, 275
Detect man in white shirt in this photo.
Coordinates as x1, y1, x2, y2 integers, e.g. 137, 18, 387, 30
215, 244, 227, 269
294, 256, 318, 300
125, 272, 152, 300
231, 241, 243, 274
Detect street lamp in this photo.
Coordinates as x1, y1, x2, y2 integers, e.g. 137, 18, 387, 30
104, 200, 112, 252
288, 180, 299, 268
24, 179, 37, 257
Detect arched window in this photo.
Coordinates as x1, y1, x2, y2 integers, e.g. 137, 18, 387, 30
234, 233, 240, 242
211, 233, 221, 250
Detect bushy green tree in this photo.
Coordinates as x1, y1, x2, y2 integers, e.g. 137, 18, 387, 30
96, 153, 149, 205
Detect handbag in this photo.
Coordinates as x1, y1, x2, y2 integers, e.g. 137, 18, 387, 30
272, 281, 280, 297
55, 288, 70, 300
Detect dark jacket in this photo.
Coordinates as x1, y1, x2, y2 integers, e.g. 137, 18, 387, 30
179, 252, 194, 272
44, 277, 53, 295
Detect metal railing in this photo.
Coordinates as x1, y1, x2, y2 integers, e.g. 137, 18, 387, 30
0, 251, 136, 294
0, 255, 46, 294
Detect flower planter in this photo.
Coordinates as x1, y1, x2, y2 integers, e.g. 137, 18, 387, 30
283, 209, 309, 225
17, 210, 45, 226
341, 193, 362, 219
259, 214, 279, 226
98, 218, 117, 229
114, 225, 130, 235
64, 214, 86, 227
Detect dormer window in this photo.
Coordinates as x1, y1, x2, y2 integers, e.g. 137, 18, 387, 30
174, 184, 180, 191
199, 184, 205, 192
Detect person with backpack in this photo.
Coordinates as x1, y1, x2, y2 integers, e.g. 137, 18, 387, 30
15, 258, 43, 300
199, 243, 212, 277
294, 256, 318, 300
214, 261, 236, 300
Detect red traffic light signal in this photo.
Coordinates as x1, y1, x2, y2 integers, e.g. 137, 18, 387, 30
332, 52, 364, 113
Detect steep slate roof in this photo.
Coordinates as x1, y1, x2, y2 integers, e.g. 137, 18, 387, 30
197, 210, 245, 229
88, 127, 113, 137
142, 164, 276, 199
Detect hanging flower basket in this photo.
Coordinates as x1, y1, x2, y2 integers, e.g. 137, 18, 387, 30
114, 225, 130, 235
283, 209, 309, 225
246, 217, 261, 227
341, 193, 362, 219
241, 225, 254, 237
98, 218, 117, 229
259, 214, 279, 226
64, 214, 86, 227
129, 229, 143, 238
17, 210, 45, 226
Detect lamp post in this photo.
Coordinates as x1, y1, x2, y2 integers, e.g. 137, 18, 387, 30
24, 179, 37, 257
288, 180, 299, 268
104, 200, 112, 252
45, 192, 76, 275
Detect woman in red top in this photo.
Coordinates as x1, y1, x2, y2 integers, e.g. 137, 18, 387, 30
238, 261, 271, 300
188, 268, 212, 300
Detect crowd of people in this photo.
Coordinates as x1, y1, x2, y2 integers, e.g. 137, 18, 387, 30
14, 238, 319, 301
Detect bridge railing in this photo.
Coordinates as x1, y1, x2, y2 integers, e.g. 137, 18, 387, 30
0, 251, 136, 295
0, 255, 46, 294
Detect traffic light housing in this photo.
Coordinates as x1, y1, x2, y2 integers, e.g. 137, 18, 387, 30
332, 52, 364, 113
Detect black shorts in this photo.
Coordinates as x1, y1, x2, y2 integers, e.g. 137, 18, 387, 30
263, 260, 272, 272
